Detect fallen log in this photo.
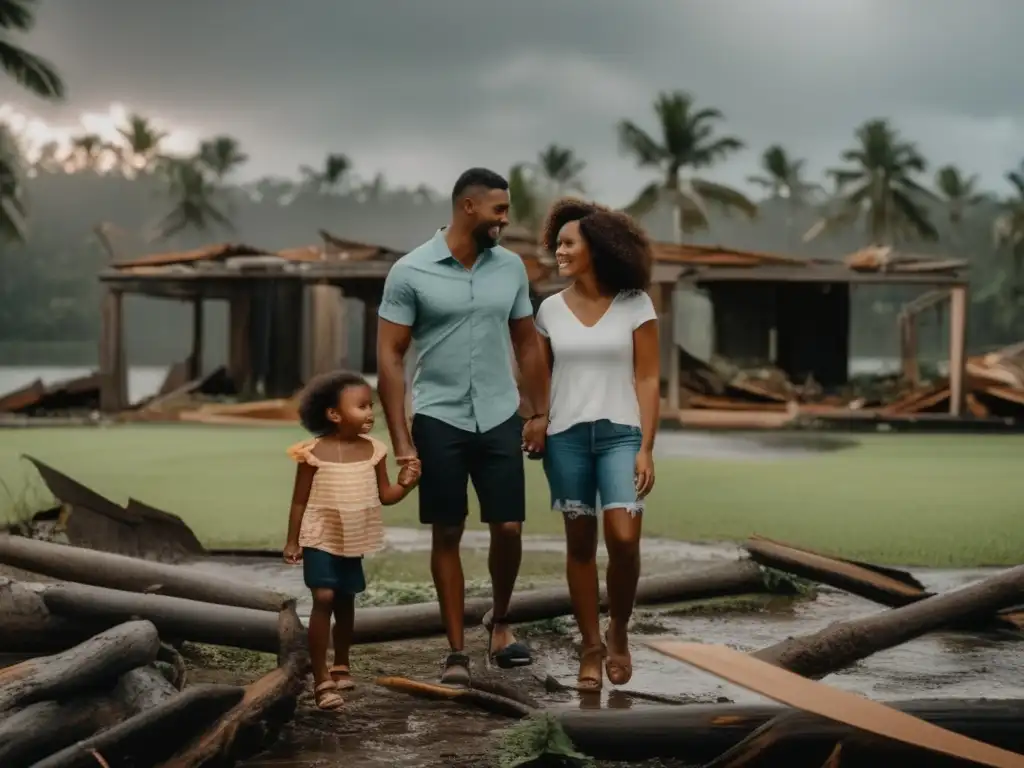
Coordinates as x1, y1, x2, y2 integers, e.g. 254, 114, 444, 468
0, 577, 102, 653
744, 536, 927, 606
156, 655, 306, 768
649, 642, 1024, 768
0, 534, 286, 611
0, 620, 160, 713
43, 584, 285, 654
744, 536, 1024, 632
376, 676, 534, 718
31, 683, 244, 768
557, 699, 1024, 764
356, 559, 777, 644
0, 664, 176, 766
753, 564, 1024, 678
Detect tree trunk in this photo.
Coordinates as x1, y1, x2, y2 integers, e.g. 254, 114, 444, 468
0, 664, 176, 766
0, 577, 102, 653
0, 620, 160, 713
0, 534, 286, 612
754, 564, 1024, 678
31, 683, 244, 768
356, 560, 773, 644
43, 584, 285, 654
557, 699, 1024, 766
156, 655, 305, 768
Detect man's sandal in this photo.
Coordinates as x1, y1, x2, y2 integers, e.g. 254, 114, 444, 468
483, 614, 533, 669
314, 680, 345, 710
330, 665, 355, 691
440, 651, 471, 687
576, 644, 606, 692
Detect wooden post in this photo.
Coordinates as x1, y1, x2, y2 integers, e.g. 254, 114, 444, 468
363, 300, 380, 374
948, 285, 967, 417
189, 297, 204, 380
99, 288, 127, 412
664, 283, 681, 417
308, 283, 345, 378
227, 290, 252, 394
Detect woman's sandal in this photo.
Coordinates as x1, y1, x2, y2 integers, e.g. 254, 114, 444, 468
604, 629, 633, 686
330, 665, 355, 691
314, 680, 345, 710
484, 614, 533, 669
576, 644, 606, 692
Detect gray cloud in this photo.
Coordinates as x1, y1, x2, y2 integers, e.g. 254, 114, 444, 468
2, 0, 1022, 206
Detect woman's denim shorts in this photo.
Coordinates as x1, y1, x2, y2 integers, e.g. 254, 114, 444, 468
543, 419, 644, 519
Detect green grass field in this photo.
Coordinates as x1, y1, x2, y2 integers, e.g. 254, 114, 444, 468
1, 424, 1022, 567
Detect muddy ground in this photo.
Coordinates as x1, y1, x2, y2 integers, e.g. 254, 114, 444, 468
181, 535, 1024, 768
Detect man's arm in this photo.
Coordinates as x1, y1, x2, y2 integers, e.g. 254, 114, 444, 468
509, 265, 548, 418
377, 264, 417, 460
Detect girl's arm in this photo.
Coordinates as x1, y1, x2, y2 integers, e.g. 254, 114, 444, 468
376, 459, 418, 506
284, 463, 315, 561
633, 319, 660, 452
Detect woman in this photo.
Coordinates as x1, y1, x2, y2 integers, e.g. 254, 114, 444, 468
522, 198, 660, 690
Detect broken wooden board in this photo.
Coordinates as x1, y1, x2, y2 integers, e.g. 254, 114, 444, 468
646, 641, 1024, 768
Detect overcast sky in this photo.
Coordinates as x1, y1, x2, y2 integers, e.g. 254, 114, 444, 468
3, 0, 1023, 207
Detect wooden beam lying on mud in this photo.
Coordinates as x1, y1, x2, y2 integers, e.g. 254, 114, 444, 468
0, 534, 287, 612
744, 535, 1024, 632
375, 676, 534, 718
557, 699, 1024, 766
648, 642, 1024, 768
753, 564, 1024, 679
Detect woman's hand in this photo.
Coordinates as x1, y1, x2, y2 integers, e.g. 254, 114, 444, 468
521, 416, 546, 455
634, 449, 655, 498
398, 458, 421, 488
283, 541, 302, 565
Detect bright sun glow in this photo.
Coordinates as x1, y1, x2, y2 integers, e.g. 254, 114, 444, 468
0, 101, 201, 170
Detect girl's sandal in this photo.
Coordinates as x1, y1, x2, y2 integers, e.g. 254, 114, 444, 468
314, 680, 345, 710
575, 644, 606, 692
604, 630, 633, 686
330, 665, 355, 691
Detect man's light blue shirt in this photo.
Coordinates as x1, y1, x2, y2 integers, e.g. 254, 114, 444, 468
378, 228, 534, 433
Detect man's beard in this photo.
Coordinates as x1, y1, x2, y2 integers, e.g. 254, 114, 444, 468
472, 224, 500, 251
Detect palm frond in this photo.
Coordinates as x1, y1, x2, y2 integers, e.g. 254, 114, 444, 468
616, 120, 664, 167
0, 0, 34, 31
0, 38, 63, 99
621, 181, 661, 218
690, 178, 758, 219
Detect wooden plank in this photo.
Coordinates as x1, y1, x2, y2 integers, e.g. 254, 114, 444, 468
948, 285, 967, 417
647, 642, 1024, 768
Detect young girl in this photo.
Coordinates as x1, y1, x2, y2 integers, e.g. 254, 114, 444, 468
283, 370, 420, 710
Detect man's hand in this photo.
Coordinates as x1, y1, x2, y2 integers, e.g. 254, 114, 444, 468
521, 416, 546, 455
283, 541, 302, 565
398, 457, 421, 488
634, 449, 655, 498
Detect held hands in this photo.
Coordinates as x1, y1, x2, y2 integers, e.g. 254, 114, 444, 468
397, 457, 421, 488
521, 416, 546, 455
635, 449, 655, 498
283, 541, 302, 565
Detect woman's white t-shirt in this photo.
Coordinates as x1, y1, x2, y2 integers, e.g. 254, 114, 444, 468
535, 289, 658, 436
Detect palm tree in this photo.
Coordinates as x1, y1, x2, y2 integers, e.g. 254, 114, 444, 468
117, 113, 167, 172
806, 119, 936, 244
0, 122, 26, 240
935, 165, 987, 226
196, 135, 248, 180
67, 133, 111, 171
748, 145, 822, 247
536, 144, 585, 195
993, 165, 1024, 274
0, 0, 64, 100
617, 90, 756, 241
156, 158, 231, 239
508, 162, 541, 232
300, 153, 351, 193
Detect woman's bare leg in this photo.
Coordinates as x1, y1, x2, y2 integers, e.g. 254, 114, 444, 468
564, 513, 602, 686
603, 507, 642, 685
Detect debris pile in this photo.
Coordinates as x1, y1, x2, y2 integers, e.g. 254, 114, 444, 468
678, 340, 1024, 429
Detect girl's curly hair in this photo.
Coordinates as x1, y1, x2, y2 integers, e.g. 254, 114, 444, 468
298, 370, 370, 436
540, 197, 653, 293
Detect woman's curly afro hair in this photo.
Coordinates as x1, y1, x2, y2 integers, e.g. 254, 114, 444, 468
540, 197, 653, 293
298, 370, 370, 436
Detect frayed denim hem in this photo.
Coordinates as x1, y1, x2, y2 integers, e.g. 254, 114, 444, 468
601, 500, 644, 517
553, 500, 597, 519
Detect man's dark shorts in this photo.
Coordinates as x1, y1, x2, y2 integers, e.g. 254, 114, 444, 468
411, 413, 525, 527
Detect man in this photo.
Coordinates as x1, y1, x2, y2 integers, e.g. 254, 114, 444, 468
377, 167, 549, 685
